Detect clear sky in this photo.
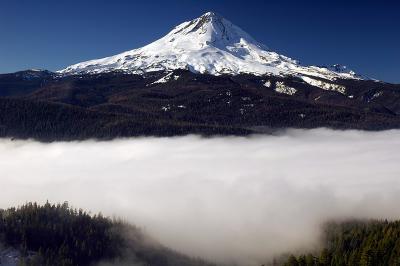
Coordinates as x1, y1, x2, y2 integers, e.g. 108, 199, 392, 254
1, 0, 399, 83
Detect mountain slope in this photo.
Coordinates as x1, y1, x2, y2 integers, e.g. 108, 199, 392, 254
1, 70, 399, 141
59, 12, 357, 80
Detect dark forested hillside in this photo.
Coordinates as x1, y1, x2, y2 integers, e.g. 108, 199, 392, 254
1, 70, 400, 141
3, 203, 400, 266
0, 97, 250, 141
0, 202, 214, 266
282, 220, 400, 266
0, 202, 122, 265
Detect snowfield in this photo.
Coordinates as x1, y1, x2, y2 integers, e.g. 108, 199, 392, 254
59, 12, 359, 81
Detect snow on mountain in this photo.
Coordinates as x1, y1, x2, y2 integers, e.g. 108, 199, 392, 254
59, 12, 358, 80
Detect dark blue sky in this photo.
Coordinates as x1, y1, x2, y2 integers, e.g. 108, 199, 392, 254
1, 0, 399, 83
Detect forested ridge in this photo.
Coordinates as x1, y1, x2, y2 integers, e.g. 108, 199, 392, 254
0, 202, 122, 265
0, 202, 214, 266
2, 203, 400, 265
0, 70, 400, 141
282, 220, 400, 266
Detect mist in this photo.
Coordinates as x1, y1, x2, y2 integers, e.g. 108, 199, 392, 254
1, 128, 400, 265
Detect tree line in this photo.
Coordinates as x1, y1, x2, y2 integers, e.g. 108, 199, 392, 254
282, 220, 400, 266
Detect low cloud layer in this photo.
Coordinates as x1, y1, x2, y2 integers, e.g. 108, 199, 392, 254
1, 129, 400, 265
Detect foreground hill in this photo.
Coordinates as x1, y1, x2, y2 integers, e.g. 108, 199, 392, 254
0, 202, 214, 266
2, 203, 400, 265
283, 220, 400, 266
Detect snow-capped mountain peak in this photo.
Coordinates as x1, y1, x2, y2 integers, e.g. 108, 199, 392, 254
169, 11, 263, 49
59, 12, 358, 80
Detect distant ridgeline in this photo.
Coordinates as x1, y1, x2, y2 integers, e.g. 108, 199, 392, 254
0, 69, 400, 141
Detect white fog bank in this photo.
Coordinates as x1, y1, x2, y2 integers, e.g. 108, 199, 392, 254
1, 129, 400, 265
